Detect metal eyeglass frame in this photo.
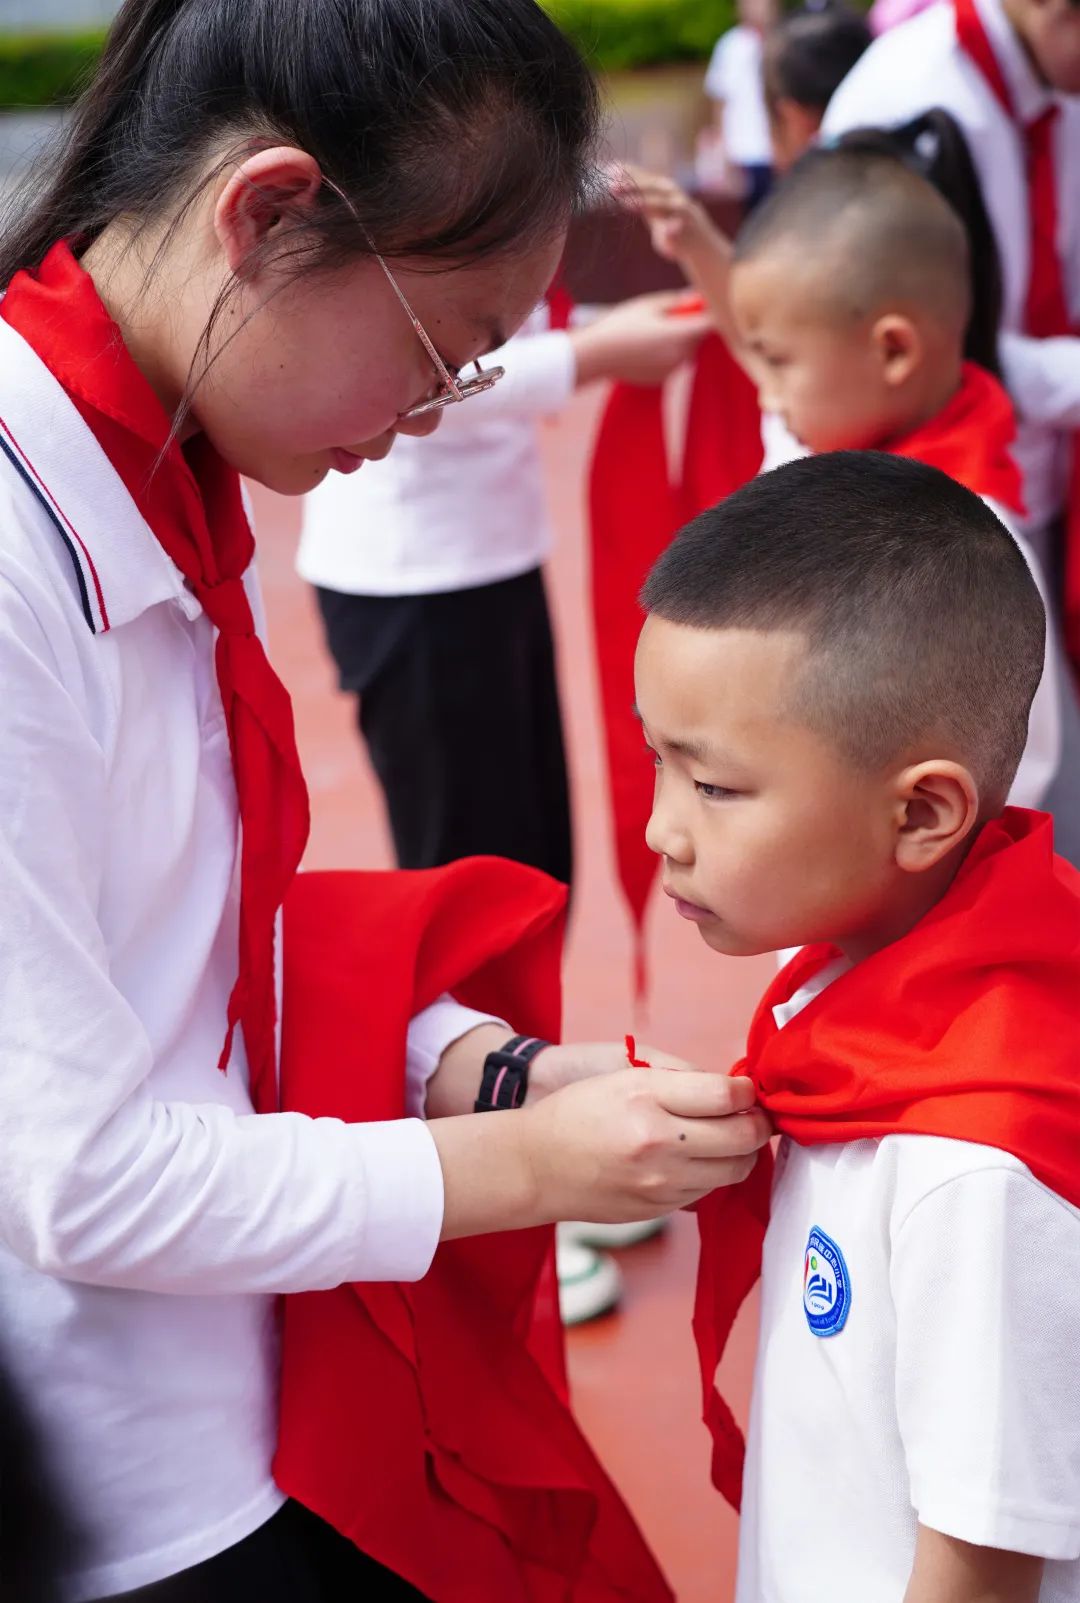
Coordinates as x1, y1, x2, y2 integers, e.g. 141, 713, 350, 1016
322, 176, 505, 420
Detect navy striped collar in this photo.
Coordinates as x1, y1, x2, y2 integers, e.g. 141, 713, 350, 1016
0, 315, 199, 634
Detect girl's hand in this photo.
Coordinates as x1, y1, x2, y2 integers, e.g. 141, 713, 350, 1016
432, 1069, 771, 1240
520, 1069, 771, 1223
610, 163, 730, 266
571, 292, 712, 387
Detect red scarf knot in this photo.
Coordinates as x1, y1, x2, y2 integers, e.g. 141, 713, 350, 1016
200, 575, 257, 637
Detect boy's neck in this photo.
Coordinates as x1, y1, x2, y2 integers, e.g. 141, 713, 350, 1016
834, 829, 982, 967
872, 358, 965, 452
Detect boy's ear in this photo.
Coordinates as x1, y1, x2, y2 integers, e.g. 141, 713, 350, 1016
892, 760, 980, 873
214, 146, 323, 278
871, 313, 923, 388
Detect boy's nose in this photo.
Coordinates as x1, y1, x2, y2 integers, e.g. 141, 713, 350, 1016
645, 801, 693, 865
756, 380, 777, 415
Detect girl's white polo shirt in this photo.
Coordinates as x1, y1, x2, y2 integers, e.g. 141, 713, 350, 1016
735, 961, 1080, 1601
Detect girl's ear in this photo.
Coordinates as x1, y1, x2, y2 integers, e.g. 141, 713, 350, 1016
870, 312, 923, 389
214, 146, 324, 278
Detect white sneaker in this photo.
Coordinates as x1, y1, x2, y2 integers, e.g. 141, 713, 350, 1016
559, 1217, 669, 1252
555, 1234, 623, 1327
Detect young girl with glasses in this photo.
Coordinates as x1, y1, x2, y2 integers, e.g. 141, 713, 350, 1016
0, 2, 770, 1599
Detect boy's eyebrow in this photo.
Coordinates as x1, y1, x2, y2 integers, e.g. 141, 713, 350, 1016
634, 707, 720, 765
665, 735, 719, 762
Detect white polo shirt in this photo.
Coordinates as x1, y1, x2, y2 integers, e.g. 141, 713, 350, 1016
0, 315, 494, 1598
704, 27, 774, 169
297, 310, 576, 597
736, 960, 1080, 1602
822, 0, 1080, 536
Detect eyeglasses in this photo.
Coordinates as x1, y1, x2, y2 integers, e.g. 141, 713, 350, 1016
322, 176, 505, 421
371, 253, 506, 419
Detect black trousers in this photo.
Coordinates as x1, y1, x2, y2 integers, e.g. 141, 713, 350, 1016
93, 1500, 430, 1602
316, 567, 572, 886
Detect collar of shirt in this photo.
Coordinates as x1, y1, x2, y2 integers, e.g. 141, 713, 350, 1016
972, 0, 1055, 125
771, 956, 851, 1031
0, 241, 250, 634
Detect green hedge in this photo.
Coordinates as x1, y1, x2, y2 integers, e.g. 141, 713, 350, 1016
1, 1, 739, 108
0, 31, 103, 109
546, 0, 737, 70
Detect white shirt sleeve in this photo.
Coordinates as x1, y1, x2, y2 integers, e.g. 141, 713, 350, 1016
892, 1164, 1080, 1559
456, 328, 576, 423
405, 997, 508, 1116
1000, 331, 1080, 431
0, 571, 445, 1295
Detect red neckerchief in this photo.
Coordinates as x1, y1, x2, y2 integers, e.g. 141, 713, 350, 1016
694, 808, 1080, 1509
588, 332, 763, 992
1, 240, 310, 1114
884, 360, 1026, 516
953, 0, 1080, 672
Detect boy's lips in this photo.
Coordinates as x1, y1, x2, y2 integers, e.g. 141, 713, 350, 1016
664, 886, 715, 923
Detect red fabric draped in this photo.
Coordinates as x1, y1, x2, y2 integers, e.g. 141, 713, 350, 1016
693, 809, 1080, 1509
0, 242, 309, 1114
954, 0, 1080, 674
588, 332, 762, 990
277, 857, 673, 1603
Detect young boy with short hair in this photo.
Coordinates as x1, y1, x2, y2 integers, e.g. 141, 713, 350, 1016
636, 451, 1080, 1603
821, 0, 1080, 564
622, 142, 1063, 814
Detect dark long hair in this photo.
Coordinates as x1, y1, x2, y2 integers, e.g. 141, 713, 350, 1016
0, 0, 600, 286
837, 110, 1003, 375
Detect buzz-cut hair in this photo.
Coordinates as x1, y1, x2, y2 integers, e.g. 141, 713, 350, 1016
640, 453, 1045, 804
733, 144, 972, 331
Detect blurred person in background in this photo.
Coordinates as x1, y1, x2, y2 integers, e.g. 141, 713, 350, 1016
823, 0, 1080, 858
762, 3, 873, 170
698, 0, 780, 205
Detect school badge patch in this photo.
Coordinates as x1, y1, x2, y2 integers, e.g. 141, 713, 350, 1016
802, 1225, 851, 1337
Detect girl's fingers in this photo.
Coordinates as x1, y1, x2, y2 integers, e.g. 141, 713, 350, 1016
674, 1108, 773, 1160
646, 1068, 760, 1119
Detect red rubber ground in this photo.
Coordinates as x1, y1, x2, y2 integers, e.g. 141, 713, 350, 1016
252, 382, 770, 1603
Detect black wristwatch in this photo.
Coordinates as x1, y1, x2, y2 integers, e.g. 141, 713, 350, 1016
474, 1035, 551, 1112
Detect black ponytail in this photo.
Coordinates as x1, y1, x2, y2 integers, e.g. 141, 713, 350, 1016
763, 5, 872, 114
0, 0, 600, 287
836, 110, 1003, 375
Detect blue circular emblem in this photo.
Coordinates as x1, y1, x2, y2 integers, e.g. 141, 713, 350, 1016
802, 1226, 851, 1337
